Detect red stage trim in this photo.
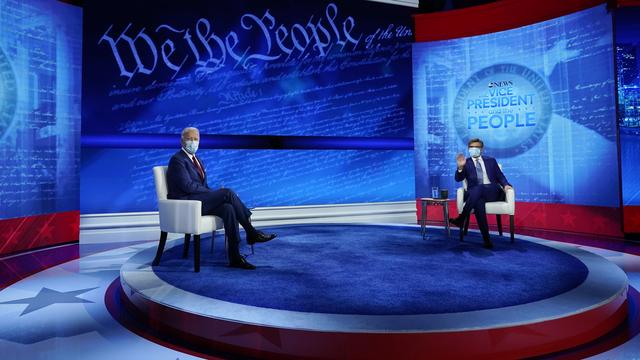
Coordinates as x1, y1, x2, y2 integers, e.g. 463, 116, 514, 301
0, 211, 79, 256
416, 200, 622, 237
414, 0, 606, 42
114, 279, 628, 359
623, 206, 640, 233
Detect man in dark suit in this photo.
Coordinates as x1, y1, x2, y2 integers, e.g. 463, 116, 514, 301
166, 127, 276, 270
449, 138, 513, 249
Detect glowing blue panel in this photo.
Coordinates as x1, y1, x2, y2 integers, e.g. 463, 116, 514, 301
80, 0, 415, 213
616, 7, 640, 207
0, 0, 81, 219
82, 0, 414, 138
81, 148, 415, 213
413, 5, 618, 206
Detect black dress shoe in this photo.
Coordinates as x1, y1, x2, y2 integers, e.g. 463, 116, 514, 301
449, 217, 464, 228
229, 256, 256, 270
247, 231, 277, 245
483, 239, 494, 249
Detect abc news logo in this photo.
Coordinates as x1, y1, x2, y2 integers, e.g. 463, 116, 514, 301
488, 81, 514, 88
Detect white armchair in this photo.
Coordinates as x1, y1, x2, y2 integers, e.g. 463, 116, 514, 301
456, 171, 515, 243
151, 166, 224, 272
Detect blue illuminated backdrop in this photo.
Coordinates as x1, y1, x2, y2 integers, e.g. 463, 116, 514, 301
616, 6, 640, 208
0, 0, 81, 219
81, 0, 415, 213
413, 4, 618, 207
615, 6, 640, 233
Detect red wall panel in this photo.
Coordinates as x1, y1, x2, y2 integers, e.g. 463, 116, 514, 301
417, 201, 623, 237
0, 211, 79, 256
414, 0, 607, 42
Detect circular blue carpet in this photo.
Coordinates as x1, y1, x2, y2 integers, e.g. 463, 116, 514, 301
152, 224, 588, 315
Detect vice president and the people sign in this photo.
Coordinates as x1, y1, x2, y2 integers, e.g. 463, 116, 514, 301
453, 63, 553, 157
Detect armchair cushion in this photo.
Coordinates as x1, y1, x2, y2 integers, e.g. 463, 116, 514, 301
456, 187, 515, 215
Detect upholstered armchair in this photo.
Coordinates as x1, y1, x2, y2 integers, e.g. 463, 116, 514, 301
456, 170, 515, 243
151, 166, 224, 272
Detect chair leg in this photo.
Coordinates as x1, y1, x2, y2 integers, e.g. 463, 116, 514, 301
496, 215, 503, 236
210, 230, 216, 254
183, 234, 191, 258
152, 231, 168, 266
510, 215, 515, 243
443, 202, 450, 238
194, 234, 201, 272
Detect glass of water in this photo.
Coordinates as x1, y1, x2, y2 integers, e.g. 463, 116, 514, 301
431, 186, 439, 198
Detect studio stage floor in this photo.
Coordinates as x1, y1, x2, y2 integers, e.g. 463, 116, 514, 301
1, 224, 639, 359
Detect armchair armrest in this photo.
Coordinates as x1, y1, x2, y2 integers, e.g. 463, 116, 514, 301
505, 188, 515, 203
158, 199, 203, 234
504, 188, 515, 215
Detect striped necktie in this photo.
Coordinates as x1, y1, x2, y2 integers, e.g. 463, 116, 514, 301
192, 156, 205, 181
475, 159, 484, 184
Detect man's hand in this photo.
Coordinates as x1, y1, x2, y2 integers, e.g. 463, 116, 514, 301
456, 153, 466, 170
504, 185, 513, 191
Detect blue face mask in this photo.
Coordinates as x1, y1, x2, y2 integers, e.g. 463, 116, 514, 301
468, 147, 481, 158
184, 140, 199, 155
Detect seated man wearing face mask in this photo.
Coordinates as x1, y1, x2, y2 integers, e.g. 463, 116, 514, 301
448, 138, 513, 249
166, 127, 276, 270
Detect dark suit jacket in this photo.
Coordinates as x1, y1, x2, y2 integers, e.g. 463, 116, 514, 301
166, 150, 210, 199
454, 155, 511, 189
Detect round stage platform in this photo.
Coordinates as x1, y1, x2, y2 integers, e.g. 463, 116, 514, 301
118, 224, 629, 359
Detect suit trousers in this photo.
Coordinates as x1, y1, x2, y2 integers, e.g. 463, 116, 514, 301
187, 188, 254, 262
461, 184, 504, 240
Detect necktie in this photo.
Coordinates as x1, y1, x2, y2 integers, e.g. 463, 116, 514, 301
475, 159, 484, 184
192, 156, 205, 181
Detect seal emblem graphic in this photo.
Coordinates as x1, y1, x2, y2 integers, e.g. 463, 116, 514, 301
452, 63, 552, 157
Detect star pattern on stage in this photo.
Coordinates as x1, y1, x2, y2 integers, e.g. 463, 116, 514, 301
0, 287, 99, 316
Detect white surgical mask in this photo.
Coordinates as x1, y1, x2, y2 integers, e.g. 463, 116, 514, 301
184, 140, 199, 155
468, 147, 481, 158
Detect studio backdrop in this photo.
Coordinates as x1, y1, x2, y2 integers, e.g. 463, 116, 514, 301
413, 3, 621, 235
81, 0, 416, 214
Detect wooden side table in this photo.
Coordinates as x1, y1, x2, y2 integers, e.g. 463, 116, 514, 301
419, 198, 450, 239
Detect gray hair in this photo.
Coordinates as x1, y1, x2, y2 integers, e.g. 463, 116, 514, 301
181, 127, 199, 140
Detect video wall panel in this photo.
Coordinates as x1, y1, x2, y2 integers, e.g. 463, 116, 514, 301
83, 0, 414, 137
0, 0, 81, 219
81, 0, 415, 213
413, 4, 618, 207
616, 6, 640, 232
81, 148, 415, 213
